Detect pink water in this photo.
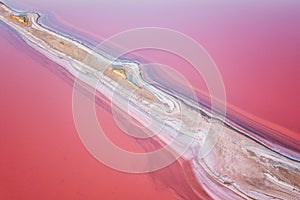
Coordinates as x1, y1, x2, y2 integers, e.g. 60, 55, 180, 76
0, 0, 299, 199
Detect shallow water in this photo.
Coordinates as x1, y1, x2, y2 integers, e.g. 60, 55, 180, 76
0, 0, 299, 199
